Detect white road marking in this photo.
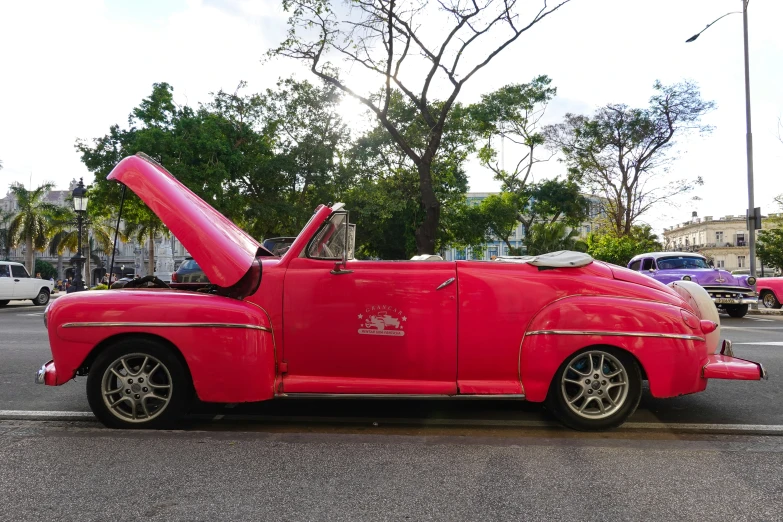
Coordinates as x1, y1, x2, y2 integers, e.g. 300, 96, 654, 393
746, 317, 774, 322
17, 313, 43, 317
722, 326, 783, 330
1, 410, 783, 434
734, 342, 783, 346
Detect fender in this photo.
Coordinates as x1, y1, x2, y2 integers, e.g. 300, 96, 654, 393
47, 289, 276, 403
520, 295, 709, 402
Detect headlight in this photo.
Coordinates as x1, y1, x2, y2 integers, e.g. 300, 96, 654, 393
747, 276, 757, 286
681, 275, 692, 281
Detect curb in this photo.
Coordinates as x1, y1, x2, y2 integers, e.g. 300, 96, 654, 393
748, 308, 783, 316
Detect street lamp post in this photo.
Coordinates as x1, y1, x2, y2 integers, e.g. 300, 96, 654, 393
70, 178, 89, 292
686, 0, 757, 278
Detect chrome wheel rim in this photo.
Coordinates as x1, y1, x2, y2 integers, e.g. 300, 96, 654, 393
763, 293, 776, 308
37, 292, 48, 304
561, 351, 628, 420
101, 353, 173, 423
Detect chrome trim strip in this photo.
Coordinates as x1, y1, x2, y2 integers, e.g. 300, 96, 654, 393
525, 330, 705, 342
279, 393, 526, 400
61, 322, 271, 332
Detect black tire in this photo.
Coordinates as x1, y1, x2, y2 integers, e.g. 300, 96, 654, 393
32, 288, 50, 306
546, 346, 642, 431
87, 338, 191, 429
0, 300, 9, 307
725, 304, 749, 318
760, 290, 782, 310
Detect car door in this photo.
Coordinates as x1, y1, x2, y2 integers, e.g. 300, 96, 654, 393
10, 264, 35, 298
0, 264, 13, 299
282, 214, 458, 395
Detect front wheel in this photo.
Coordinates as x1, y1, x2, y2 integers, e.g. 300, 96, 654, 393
32, 288, 50, 306
547, 347, 642, 431
761, 291, 782, 309
87, 338, 191, 429
725, 304, 749, 318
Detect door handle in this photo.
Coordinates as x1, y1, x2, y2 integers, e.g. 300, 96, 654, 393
436, 277, 455, 290
14, 279, 20, 282
330, 268, 354, 275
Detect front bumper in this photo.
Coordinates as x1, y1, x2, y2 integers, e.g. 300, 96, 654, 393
35, 360, 58, 386
712, 297, 758, 305
702, 340, 767, 380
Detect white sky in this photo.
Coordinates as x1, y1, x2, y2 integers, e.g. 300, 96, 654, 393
1, 0, 781, 235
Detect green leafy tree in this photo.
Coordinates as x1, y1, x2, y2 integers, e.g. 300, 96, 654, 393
526, 221, 586, 256
586, 225, 662, 266
758, 195, 783, 272
272, 0, 572, 254
34, 259, 57, 280
344, 92, 473, 259
468, 76, 557, 194
7, 182, 58, 273
476, 192, 521, 254
0, 208, 13, 260
545, 81, 714, 236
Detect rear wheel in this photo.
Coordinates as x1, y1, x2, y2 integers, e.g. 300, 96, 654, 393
761, 291, 782, 309
547, 347, 641, 431
725, 304, 749, 318
87, 338, 191, 429
32, 288, 50, 306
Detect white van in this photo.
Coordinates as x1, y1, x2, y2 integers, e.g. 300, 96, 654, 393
0, 261, 55, 307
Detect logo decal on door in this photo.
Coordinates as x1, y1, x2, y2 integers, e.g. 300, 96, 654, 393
358, 305, 407, 336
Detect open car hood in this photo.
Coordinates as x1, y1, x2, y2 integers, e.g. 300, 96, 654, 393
107, 154, 272, 293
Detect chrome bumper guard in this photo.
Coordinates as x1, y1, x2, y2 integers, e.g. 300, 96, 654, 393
719, 339, 768, 380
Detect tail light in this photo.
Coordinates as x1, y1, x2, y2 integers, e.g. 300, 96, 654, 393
700, 320, 718, 334
171, 272, 177, 282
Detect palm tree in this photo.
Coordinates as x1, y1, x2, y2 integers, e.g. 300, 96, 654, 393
49, 210, 117, 286
7, 182, 57, 274
0, 208, 13, 260
124, 214, 169, 277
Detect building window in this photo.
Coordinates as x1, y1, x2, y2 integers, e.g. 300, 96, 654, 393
716, 260, 725, 268
737, 256, 746, 268
736, 233, 746, 247
455, 249, 466, 260
716, 231, 723, 244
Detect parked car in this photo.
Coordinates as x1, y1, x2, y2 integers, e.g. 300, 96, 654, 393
170, 257, 209, 291
0, 261, 54, 307
757, 278, 783, 309
37, 154, 766, 431
627, 252, 757, 318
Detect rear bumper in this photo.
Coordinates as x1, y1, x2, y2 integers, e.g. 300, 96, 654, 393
35, 360, 58, 386
702, 340, 767, 381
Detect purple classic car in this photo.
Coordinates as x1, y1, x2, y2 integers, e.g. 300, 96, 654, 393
627, 252, 757, 318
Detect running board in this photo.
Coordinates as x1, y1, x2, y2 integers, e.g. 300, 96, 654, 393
278, 393, 526, 400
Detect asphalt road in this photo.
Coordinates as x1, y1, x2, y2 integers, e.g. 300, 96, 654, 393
1, 421, 782, 521
1, 299, 780, 426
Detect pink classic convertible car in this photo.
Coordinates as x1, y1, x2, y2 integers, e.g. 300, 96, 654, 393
36, 155, 767, 430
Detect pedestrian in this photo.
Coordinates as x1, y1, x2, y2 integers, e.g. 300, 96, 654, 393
35, 272, 42, 278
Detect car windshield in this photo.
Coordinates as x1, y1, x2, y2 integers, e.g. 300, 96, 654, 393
178, 259, 200, 271
657, 256, 710, 270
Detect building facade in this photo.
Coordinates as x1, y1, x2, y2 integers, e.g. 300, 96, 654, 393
662, 211, 781, 273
